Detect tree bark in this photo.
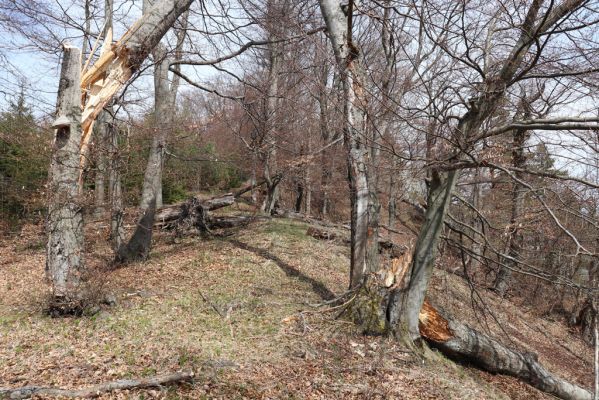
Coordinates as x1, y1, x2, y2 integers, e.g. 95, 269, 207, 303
139, 45, 171, 211
0, 371, 193, 399
388, 169, 458, 341
107, 110, 125, 252
319, 0, 373, 288
93, 115, 107, 218
260, 36, 282, 215
420, 301, 592, 400
120, 1, 188, 263
493, 100, 533, 295
46, 44, 85, 313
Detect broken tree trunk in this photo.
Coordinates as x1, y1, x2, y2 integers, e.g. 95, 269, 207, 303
0, 371, 193, 399
419, 301, 592, 400
78, 0, 194, 186
46, 44, 86, 313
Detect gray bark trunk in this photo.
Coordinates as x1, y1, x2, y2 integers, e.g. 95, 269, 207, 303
388, 169, 458, 340
421, 301, 592, 400
260, 37, 282, 215
493, 125, 530, 295
93, 119, 107, 218
123, 2, 188, 263
317, 50, 331, 217
139, 46, 170, 211
46, 45, 85, 313
107, 111, 125, 252
319, 0, 373, 289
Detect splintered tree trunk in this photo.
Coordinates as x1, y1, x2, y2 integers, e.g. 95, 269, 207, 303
46, 45, 85, 313
420, 301, 592, 400
79, 0, 194, 185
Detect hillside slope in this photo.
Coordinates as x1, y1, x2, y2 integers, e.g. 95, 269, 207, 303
0, 216, 593, 399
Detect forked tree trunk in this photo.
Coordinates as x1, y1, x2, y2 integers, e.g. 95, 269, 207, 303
46, 45, 86, 313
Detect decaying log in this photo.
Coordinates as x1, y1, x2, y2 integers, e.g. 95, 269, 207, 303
0, 371, 193, 399
419, 301, 592, 400
155, 194, 235, 225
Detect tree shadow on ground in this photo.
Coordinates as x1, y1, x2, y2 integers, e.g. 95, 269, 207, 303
226, 238, 337, 302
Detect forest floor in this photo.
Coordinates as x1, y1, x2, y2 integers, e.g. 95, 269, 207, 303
0, 211, 594, 399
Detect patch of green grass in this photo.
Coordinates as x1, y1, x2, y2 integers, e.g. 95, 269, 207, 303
263, 220, 309, 240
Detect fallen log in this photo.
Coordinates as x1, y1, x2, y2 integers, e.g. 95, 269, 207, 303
0, 371, 193, 399
154, 177, 272, 226
155, 194, 235, 225
306, 226, 405, 257
419, 301, 592, 400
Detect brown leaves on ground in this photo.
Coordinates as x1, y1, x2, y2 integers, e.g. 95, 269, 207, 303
0, 217, 591, 399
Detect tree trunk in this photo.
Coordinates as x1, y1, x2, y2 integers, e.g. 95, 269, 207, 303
317, 51, 331, 218
420, 301, 592, 400
260, 37, 282, 215
139, 46, 170, 211
493, 125, 530, 295
388, 169, 458, 341
93, 116, 107, 218
294, 180, 304, 213
121, 2, 188, 263
319, 0, 373, 287
107, 110, 125, 252
46, 45, 85, 314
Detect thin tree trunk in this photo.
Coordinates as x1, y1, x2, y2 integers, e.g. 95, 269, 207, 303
493, 126, 529, 295
294, 180, 304, 213
388, 158, 398, 229
317, 48, 331, 218
260, 34, 282, 215
93, 121, 107, 218
594, 300, 599, 400
46, 44, 85, 313
107, 112, 125, 252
